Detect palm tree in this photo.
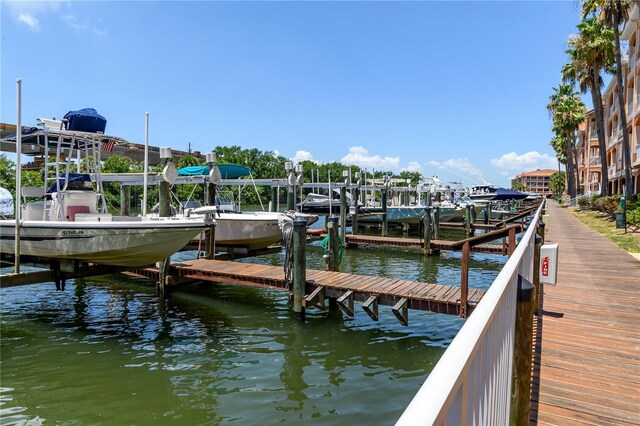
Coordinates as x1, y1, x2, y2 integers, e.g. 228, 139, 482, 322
562, 18, 615, 196
582, 0, 635, 198
548, 85, 587, 202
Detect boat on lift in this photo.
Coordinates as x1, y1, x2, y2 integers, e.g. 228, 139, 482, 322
0, 111, 208, 267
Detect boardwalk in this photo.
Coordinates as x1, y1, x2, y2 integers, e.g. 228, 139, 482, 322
530, 202, 640, 425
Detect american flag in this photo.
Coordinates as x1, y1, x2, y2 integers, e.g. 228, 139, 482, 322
101, 139, 116, 152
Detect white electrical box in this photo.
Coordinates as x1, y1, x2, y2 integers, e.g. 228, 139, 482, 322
539, 243, 559, 285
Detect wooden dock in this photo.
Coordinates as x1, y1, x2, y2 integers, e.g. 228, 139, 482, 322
530, 202, 640, 425
345, 234, 509, 254
131, 258, 487, 317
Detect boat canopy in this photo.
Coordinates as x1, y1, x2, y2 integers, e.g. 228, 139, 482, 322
47, 173, 92, 193
177, 164, 251, 179
63, 108, 107, 133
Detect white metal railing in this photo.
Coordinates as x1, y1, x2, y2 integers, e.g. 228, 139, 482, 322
589, 157, 601, 166
397, 202, 543, 425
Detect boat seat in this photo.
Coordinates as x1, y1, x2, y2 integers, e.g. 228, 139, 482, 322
67, 205, 90, 221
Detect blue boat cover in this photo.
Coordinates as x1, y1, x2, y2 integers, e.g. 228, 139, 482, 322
177, 164, 251, 179
63, 108, 107, 133
494, 187, 528, 200
47, 173, 92, 193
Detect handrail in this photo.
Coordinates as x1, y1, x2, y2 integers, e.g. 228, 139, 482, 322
396, 201, 544, 425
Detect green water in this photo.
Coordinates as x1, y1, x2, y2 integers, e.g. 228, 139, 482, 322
0, 242, 505, 425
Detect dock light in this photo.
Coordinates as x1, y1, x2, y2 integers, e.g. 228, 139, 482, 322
285, 161, 293, 172
206, 152, 217, 163
342, 170, 349, 177
295, 164, 303, 173
355, 172, 361, 179
159, 147, 172, 159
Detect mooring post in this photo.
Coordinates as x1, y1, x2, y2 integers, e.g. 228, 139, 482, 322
120, 184, 131, 216
510, 274, 535, 425
433, 205, 440, 240
271, 186, 278, 212
158, 179, 172, 291
292, 217, 307, 321
327, 215, 340, 271
381, 184, 388, 237
340, 185, 347, 248
464, 204, 471, 235
487, 202, 492, 224
459, 241, 470, 318
205, 157, 218, 260
422, 206, 432, 256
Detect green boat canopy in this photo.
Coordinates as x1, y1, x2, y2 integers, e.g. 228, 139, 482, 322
177, 164, 251, 179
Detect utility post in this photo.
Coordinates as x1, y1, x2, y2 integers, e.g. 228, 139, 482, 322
381, 174, 390, 236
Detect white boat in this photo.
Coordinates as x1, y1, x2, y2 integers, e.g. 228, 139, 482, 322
1, 115, 208, 267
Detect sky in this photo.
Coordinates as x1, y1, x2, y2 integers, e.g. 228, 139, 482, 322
1, 1, 585, 187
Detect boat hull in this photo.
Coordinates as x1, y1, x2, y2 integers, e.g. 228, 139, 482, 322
206, 212, 283, 249
0, 220, 206, 266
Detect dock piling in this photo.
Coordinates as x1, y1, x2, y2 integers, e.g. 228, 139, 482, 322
460, 241, 470, 318
292, 217, 307, 320
327, 215, 340, 271
120, 185, 131, 216
422, 206, 432, 256
340, 185, 347, 248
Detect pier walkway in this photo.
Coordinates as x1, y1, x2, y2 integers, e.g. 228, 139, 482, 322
530, 202, 640, 425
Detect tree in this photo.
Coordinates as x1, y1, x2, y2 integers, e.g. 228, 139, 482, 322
562, 17, 615, 196
548, 85, 586, 202
512, 181, 528, 192
549, 171, 567, 199
583, 0, 635, 198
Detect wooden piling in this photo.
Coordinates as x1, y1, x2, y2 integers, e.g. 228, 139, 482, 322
464, 204, 473, 236
381, 186, 388, 237
292, 217, 307, 320
327, 215, 340, 271
204, 182, 217, 260
433, 205, 440, 239
340, 186, 347, 248
158, 180, 172, 291
510, 274, 535, 425
423, 206, 432, 256
120, 184, 130, 216
271, 186, 278, 212
352, 186, 359, 234
487, 202, 492, 224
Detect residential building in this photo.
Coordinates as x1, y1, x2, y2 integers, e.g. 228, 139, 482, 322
576, 109, 603, 195
511, 169, 555, 197
622, 4, 640, 196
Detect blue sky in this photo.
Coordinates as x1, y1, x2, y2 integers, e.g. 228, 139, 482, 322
2, 1, 583, 187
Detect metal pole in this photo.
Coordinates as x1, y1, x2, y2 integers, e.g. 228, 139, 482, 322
14, 78, 22, 274
142, 112, 149, 216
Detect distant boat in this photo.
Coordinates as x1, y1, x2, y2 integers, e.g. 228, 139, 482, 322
298, 190, 361, 215
468, 185, 528, 203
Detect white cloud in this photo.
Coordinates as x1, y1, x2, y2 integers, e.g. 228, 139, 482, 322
428, 157, 484, 178
402, 161, 422, 173
491, 151, 557, 173
292, 150, 319, 164
18, 14, 39, 30
341, 146, 400, 171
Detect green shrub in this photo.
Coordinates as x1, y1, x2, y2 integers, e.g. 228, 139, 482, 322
591, 194, 601, 205
594, 195, 621, 219
577, 195, 592, 209
627, 208, 640, 227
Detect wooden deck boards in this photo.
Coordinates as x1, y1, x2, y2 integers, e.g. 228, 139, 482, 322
160, 258, 487, 317
530, 202, 640, 425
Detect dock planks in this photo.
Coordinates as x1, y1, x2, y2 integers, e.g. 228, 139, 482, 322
135, 258, 486, 317
345, 234, 508, 254
530, 202, 640, 425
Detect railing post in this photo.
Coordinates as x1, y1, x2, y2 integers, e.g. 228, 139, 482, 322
423, 206, 432, 256
507, 226, 517, 257
460, 241, 470, 318
292, 217, 307, 321
511, 275, 535, 425
327, 215, 340, 272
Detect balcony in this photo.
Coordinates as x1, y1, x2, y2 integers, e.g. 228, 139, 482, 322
608, 166, 617, 178
589, 157, 602, 166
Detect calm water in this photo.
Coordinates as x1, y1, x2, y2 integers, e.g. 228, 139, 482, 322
1, 236, 506, 425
